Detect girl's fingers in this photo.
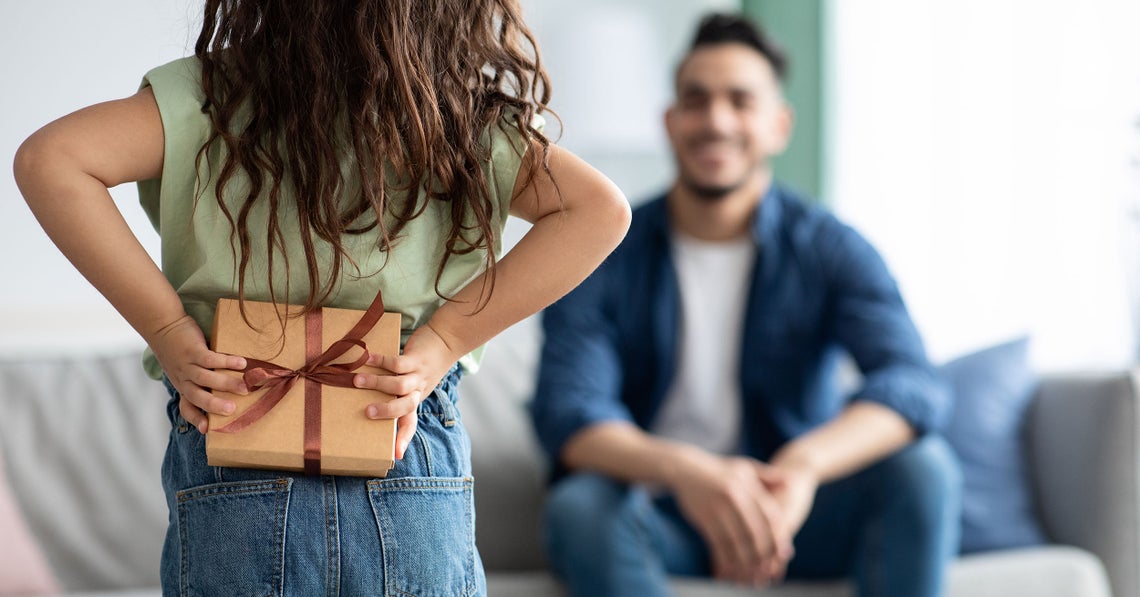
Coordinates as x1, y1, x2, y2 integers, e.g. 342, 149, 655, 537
198, 350, 246, 371
365, 390, 422, 419
177, 380, 235, 417
354, 372, 421, 396
394, 411, 419, 460
178, 397, 209, 434
200, 391, 237, 416
366, 352, 415, 374
190, 368, 248, 396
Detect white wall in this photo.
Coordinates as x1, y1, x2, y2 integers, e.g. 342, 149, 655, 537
0, 0, 200, 354
826, 0, 1140, 370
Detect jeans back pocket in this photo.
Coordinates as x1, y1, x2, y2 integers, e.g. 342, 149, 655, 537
176, 478, 292, 597
367, 476, 479, 597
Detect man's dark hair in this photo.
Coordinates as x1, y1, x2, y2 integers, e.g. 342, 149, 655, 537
686, 13, 788, 81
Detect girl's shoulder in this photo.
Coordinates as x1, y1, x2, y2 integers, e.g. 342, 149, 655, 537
139, 57, 211, 150
484, 110, 542, 157
141, 56, 203, 97
481, 111, 544, 213
140, 56, 207, 128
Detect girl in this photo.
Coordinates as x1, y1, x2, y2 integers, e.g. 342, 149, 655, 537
14, 1, 630, 595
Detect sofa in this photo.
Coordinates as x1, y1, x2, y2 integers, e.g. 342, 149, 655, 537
0, 315, 1135, 597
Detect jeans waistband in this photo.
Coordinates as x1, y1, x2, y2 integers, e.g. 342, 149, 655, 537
423, 363, 464, 425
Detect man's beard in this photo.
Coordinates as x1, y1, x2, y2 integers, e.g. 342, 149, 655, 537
678, 172, 746, 202
674, 134, 753, 202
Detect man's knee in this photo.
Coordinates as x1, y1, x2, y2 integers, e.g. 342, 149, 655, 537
875, 435, 963, 528
543, 473, 646, 556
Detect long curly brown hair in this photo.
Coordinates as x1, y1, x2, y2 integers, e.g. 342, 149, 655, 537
193, 0, 552, 313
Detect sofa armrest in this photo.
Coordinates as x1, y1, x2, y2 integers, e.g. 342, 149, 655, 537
1028, 368, 1140, 597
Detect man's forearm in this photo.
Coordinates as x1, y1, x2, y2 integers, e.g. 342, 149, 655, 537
561, 421, 712, 489
770, 401, 915, 483
561, 402, 915, 490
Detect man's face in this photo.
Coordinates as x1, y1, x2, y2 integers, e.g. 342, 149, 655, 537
666, 43, 792, 200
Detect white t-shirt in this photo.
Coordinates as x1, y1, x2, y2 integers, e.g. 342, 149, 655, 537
649, 231, 757, 455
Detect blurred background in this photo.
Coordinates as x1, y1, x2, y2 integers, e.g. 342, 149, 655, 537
1, 0, 1137, 371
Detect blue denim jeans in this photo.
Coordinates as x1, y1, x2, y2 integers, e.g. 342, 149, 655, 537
543, 435, 962, 597
159, 367, 485, 597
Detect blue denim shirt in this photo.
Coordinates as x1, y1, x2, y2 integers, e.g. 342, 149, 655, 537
532, 184, 949, 471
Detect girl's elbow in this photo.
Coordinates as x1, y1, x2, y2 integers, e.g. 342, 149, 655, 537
610, 195, 632, 245
597, 184, 632, 246
12, 135, 46, 191
14, 132, 98, 198
13, 131, 73, 193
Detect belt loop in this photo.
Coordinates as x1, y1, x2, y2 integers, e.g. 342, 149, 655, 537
433, 386, 456, 427
432, 364, 462, 427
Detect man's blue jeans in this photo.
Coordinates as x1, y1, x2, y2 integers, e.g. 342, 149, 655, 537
543, 435, 962, 597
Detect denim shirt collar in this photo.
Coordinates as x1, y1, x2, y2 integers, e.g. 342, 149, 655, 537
752, 183, 783, 250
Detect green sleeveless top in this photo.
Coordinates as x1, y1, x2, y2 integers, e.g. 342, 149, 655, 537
137, 57, 531, 379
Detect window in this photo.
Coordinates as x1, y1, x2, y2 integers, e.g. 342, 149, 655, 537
826, 0, 1140, 369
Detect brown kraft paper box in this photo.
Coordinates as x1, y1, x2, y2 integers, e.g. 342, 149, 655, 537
207, 298, 400, 477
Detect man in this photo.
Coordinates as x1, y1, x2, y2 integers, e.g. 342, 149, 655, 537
531, 13, 961, 597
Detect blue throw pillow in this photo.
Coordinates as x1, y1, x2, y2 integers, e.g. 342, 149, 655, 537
940, 336, 1048, 554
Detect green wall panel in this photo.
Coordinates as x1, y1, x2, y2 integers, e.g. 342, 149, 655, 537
741, 0, 824, 202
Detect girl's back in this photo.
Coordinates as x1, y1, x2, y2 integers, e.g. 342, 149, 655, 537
138, 54, 533, 378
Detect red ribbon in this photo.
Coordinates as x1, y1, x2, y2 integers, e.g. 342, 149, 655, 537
215, 291, 387, 476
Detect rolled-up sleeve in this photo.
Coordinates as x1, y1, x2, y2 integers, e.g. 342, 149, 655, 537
822, 223, 951, 433
531, 262, 634, 464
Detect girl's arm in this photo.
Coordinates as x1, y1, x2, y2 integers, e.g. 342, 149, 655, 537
14, 89, 248, 428
358, 142, 632, 457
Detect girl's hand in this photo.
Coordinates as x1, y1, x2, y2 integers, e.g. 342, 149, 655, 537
149, 315, 248, 434
353, 324, 461, 459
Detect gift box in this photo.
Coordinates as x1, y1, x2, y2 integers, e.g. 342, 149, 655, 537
206, 295, 400, 477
